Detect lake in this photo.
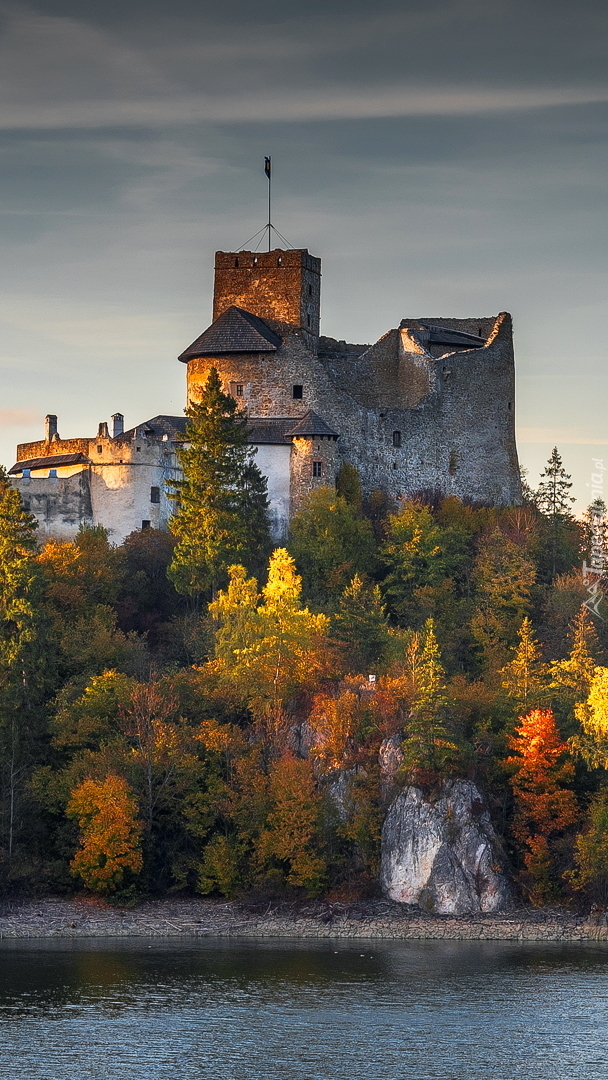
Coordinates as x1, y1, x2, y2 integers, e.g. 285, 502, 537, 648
1, 938, 607, 1078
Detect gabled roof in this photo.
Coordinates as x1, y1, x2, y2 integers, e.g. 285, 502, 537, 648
119, 415, 188, 442
285, 411, 339, 439
247, 418, 297, 445
178, 306, 282, 362
9, 453, 90, 475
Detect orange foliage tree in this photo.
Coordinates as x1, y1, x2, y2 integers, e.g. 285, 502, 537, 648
256, 754, 326, 895
67, 774, 143, 895
506, 708, 578, 904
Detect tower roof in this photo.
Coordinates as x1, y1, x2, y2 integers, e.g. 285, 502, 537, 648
178, 306, 282, 363
285, 411, 339, 439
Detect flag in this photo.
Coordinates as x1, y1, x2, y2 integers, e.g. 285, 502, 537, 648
264, 157, 271, 179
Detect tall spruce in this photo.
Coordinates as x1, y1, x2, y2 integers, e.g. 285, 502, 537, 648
167, 368, 271, 597
535, 447, 577, 579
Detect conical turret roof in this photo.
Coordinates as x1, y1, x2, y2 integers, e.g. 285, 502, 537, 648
178, 306, 282, 362
285, 411, 339, 438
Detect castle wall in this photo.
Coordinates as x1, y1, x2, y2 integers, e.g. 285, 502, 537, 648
18, 472, 93, 539
253, 443, 291, 538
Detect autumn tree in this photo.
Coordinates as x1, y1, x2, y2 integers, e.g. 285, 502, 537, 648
288, 487, 376, 608
471, 527, 536, 672
565, 791, 608, 904
572, 665, 608, 768
501, 617, 547, 716
256, 754, 326, 895
210, 549, 331, 735
66, 774, 143, 895
506, 708, 578, 904
168, 367, 270, 597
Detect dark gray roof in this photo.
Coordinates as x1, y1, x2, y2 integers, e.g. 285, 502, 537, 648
418, 323, 486, 348
119, 415, 188, 442
247, 418, 296, 444
285, 411, 339, 438
178, 306, 282, 362
9, 453, 90, 475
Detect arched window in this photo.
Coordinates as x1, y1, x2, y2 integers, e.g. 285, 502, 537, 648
392, 431, 402, 448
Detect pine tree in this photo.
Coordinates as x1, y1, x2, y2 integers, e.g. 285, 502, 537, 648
501, 617, 547, 715
331, 574, 390, 673
550, 605, 598, 735
534, 447, 577, 579
0, 469, 47, 861
401, 619, 457, 776
168, 368, 270, 597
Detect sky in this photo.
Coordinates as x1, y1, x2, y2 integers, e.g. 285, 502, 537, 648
1, 0, 607, 510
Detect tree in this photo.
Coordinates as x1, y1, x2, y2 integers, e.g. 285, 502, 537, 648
66, 774, 143, 895
401, 619, 457, 776
168, 367, 270, 597
506, 708, 578, 904
256, 754, 326, 895
288, 487, 377, 608
471, 527, 536, 672
565, 791, 608, 905
534, 447, 578, 580
331, 575, 390, 674
0, 468, 49, 862
210, 549, 331, 733
501, 617, 547, 715
550, 605, 598, 735
572, 665, 608, 768
335, 461, 363, 513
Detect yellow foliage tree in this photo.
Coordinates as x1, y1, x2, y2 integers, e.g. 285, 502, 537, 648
308, 690, 361, 772
573, 666, 608, 767
67, 774, 143, 894
256, 754, 326, 894
501, 617, 548, 714
210, 549, 330, 732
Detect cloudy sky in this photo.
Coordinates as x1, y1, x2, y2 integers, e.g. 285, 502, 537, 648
1, 0, 607, 508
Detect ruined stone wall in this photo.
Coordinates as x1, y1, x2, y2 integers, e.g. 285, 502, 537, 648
186, 309, 520, 509
16, 472, 93, 539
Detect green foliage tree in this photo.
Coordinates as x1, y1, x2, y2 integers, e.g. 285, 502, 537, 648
168, 367, 270, 597
331, 575, 390, 674
335, 461, 363, 513
288, 487, 376, 608
534, 447, 579, 580
471, 526, 536, 672
565, 791, 608, 904
501, 617, 548, 715
401, 619, 458, 776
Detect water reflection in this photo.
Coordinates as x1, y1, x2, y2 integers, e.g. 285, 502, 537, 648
0, 939, 607, 1078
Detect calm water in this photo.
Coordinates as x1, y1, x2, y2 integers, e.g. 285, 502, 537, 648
1, 938, 607, 1079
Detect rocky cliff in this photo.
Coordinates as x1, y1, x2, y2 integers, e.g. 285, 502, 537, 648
380, 779, 511, 914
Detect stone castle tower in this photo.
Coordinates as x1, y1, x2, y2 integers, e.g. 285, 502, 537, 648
10, 243, 521, 543
180, 247, 521, 530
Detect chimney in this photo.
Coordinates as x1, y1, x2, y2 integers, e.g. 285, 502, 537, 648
111, 412, 124, 438
97, 421, 109, 438
45, 414, 58, 441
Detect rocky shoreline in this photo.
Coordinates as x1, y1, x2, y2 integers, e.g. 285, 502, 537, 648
0, 896, 607, 942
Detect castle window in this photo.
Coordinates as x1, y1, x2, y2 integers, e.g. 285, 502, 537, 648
292, 384, 303, 400
23, 500, 30, 511
308, 284, 312, 296
392, 431, 402, 448
136, 446, 141, 452
234, 258, 239, 267
230, 382, 244, 398
508, 401, 512, 411
48, 469, 57, 478
449, 451, 457, 476
253, 256, 258, 266
277, 256, 282, 266
141, 520, 151, 530
312, 461, 322, 478
22, 469, 30, 478
150, 486, 160, 504
97, 445, 102, 453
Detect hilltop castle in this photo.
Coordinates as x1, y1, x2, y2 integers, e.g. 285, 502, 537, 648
9, 246, 521, 541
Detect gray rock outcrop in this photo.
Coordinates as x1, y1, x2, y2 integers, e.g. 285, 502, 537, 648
380, 779, 511, 914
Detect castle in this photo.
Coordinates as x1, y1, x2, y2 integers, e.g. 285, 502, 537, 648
9, 246, 521, 541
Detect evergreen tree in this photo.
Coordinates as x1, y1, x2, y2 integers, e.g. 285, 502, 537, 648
471, 526, 536, 672
335, 462, 363, 513
288, 487, 376, 608
401, 619, 457, 776
331, 575, 390, 674
0, 469, 50, 864
168, 368, 270, 597
534, 447, 577, 579
501, 617, 547, 715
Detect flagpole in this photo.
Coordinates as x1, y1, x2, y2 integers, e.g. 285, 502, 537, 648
267, 156, 271, 250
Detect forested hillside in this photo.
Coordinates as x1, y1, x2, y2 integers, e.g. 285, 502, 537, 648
1, 371, 607, 908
